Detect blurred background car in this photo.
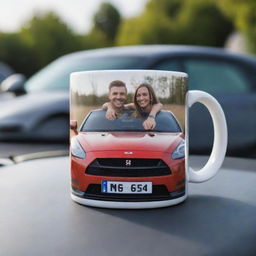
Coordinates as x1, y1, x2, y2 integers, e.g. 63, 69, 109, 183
0, 45, 256, 156
0, 62, 14, 83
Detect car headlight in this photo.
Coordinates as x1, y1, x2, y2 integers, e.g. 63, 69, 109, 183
71, 138, 86, 159
172, 139, 185, 159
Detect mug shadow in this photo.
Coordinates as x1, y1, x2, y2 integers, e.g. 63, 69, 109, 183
87, 195, 256, 255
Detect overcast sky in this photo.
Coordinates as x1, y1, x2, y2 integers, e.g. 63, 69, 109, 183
0, 0, 148, 34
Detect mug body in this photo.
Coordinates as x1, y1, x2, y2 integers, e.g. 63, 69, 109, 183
70, 70, 188, 209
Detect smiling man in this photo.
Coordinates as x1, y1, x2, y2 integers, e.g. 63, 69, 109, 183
103, 80, 128, 119
108, 80, 127, 109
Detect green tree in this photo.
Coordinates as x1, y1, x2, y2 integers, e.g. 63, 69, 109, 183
216, 0, 256, 53
93, 2, 121, 41
117, 0, 233, 47
177, 0, 233, 46
117, 0, 178, 45
117, 15, 174, 45
85, 28, 112, 49
0, 32, 36, 76
85, 2, 121, 48
20, 12, 84, 72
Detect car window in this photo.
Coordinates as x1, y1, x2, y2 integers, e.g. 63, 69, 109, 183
184, 59, 249, 94
25, 56, 147, 92
154, 59, 183, 72
81, 109, 182, 133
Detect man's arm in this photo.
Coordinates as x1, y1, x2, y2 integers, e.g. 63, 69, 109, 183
143, 103, 163, 130
149, 103, 163, 117
124, 103, 135, 110
102, 102, 117, 120
102, 102, 110, 110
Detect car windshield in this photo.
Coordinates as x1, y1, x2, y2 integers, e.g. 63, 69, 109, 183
80, 110, 182, 133
25, 55, 147, 93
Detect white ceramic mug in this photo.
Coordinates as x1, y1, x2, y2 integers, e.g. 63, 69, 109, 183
70, 70, 227, 209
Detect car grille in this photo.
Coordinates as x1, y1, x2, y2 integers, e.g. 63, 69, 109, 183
76, 184, 185, 202
86, 158, 171, 177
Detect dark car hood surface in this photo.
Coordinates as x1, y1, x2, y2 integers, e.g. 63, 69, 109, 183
78, 132, 182, 153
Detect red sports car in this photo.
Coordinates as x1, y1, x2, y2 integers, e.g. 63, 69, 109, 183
70, 109, 185, 209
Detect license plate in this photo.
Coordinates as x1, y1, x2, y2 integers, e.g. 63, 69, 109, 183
102, 181, 152, 194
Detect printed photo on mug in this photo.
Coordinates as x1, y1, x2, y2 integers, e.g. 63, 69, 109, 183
70, 70, 227, 209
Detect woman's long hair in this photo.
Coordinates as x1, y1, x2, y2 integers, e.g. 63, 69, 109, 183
133, 83, 159, 116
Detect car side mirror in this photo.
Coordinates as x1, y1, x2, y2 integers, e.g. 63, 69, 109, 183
0, 73, 26, 96
70, 120, 78, 135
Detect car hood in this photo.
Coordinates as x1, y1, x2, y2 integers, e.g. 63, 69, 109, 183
77, 132, 182, 153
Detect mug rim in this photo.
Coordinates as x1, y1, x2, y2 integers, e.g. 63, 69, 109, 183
70, 69, 188, 78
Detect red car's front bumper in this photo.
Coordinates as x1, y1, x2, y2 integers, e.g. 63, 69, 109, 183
71, 150, 185, 207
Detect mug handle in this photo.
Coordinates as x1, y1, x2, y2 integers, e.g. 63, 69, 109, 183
186, 90, 228, 183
